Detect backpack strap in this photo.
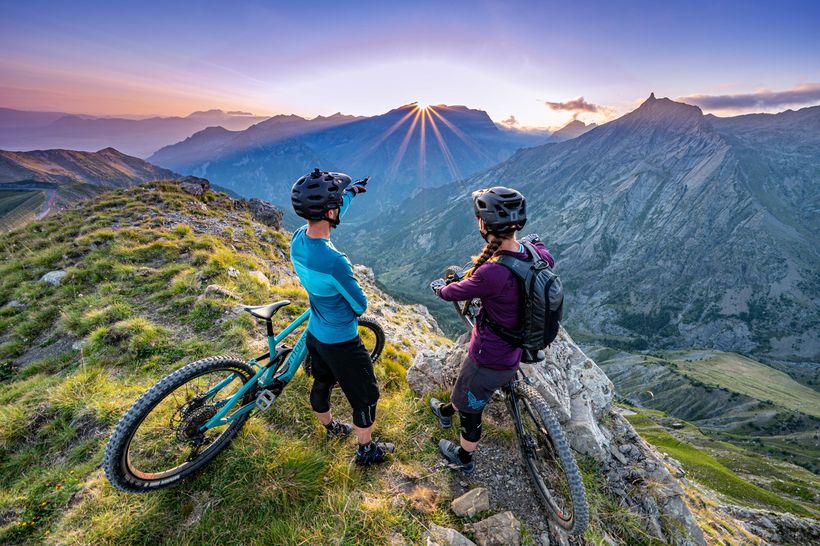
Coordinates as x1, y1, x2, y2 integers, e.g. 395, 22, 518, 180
479, 244, 538, 346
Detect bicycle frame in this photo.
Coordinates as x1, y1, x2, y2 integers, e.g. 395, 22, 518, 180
200, 309, 312, 430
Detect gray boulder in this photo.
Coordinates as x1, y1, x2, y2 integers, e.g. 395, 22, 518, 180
247, 198, 283, 229
423, 523, 476, 546
451, 488, 490, 518
406, 328, 706, 545
40, 270, 67, 286
465, 511, 521, 546
177, 176, 210, 196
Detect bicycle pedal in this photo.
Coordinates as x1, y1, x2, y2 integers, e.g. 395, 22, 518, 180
255, 389, 276, 411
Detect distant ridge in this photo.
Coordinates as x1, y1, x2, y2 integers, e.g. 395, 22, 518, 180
149, 102, 552, 212
0, 108, 270, 157
0, 147, 176, 186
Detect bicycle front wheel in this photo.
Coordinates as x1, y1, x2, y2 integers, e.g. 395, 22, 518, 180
514, 383, 589, 536
103, 356, 256, 493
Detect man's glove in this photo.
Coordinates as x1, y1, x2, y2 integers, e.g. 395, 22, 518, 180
519, 233, 541, 244
430, 278, 446, 295
347, 176, 370, 195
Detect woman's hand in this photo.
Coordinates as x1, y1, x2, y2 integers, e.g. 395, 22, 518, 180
430, 278, 446, 296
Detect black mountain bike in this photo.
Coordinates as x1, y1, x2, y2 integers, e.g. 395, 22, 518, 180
438, 265, 589, 536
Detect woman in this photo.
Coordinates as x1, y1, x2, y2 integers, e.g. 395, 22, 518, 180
428, 186, 554, 474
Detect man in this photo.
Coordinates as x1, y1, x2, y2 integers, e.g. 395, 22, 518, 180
289, 168, 394, 466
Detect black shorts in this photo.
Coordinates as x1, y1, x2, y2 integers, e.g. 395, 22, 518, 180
306, 331, 380, 413
451, 356, 517, 414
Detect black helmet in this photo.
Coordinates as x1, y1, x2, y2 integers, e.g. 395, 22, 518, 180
472, 186, 527, 235
291, 168, 352, 222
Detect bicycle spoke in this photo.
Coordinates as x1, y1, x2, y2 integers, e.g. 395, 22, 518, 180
126, 369, 247, 478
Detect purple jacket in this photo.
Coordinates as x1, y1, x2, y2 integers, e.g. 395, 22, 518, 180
438, 241, 555, 370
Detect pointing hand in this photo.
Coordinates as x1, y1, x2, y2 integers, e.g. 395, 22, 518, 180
347, 176, 370, 195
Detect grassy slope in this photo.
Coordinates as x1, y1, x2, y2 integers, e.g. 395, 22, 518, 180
626, 407, 818, 517
594, 347, 820, 474
0, 183, 665, 546
0, 183, 451, 545
0, 190, 44, 232
668, 351, 820, 418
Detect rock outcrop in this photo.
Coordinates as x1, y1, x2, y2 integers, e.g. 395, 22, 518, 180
408, 329, 706, 545
177, 175, 210, 196
246, 197, 284, 229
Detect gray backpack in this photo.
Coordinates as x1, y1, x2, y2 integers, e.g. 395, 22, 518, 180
481, 242, 563, 355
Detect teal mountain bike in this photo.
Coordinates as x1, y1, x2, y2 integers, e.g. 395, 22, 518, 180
103, 301, 385, 493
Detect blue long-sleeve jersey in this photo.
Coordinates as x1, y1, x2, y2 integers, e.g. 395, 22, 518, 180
290, 192, 368, 344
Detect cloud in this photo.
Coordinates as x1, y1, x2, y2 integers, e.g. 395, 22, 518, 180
227, 110, 254, 116
543, 96, 614, 120
500, 115, 518, 126
679, 83, 820, 111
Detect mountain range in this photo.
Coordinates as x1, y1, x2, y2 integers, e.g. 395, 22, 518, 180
148, 103, 563, 214
338, 95, 820, 372
0, 147, 175, 186
0, 108, 268, 157
0, 147, 177, 231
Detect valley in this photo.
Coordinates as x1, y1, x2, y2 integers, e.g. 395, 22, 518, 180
148, 103, 559, 215
592, 347, 820, 474
625, 406, 818, 517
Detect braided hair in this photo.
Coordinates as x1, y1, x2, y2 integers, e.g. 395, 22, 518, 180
465, 233, 513, 278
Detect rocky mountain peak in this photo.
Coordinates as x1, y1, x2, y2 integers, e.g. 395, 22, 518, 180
552, 119, 598, 141
628, 93, 705, 127
95, 146, 126, 156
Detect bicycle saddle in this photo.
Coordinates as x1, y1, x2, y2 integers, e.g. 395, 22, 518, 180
242, 300, 290, 320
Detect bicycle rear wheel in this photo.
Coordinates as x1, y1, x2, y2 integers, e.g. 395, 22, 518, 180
103, 356, 256, 493
513, 383, 589, 535
302, 317, 385, 376
357, 316, 385, 362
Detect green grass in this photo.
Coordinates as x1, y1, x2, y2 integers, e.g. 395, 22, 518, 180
0, 190, 45, 233
626, 409, 816, 517
0, 183, 460, 544
0, 190, 42, 217
668, 350, 820, 418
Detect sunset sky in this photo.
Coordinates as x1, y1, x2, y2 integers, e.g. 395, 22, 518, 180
2, 0, 819, 128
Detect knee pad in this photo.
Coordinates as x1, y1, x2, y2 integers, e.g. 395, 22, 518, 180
352, 402, 377, 428
459, 411, 482, 442
309, 380, 333, 413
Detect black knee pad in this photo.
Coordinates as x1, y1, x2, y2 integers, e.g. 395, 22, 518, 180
309, 380, 333, 413
459, 411, 482, 442
352, 402, 377, 428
